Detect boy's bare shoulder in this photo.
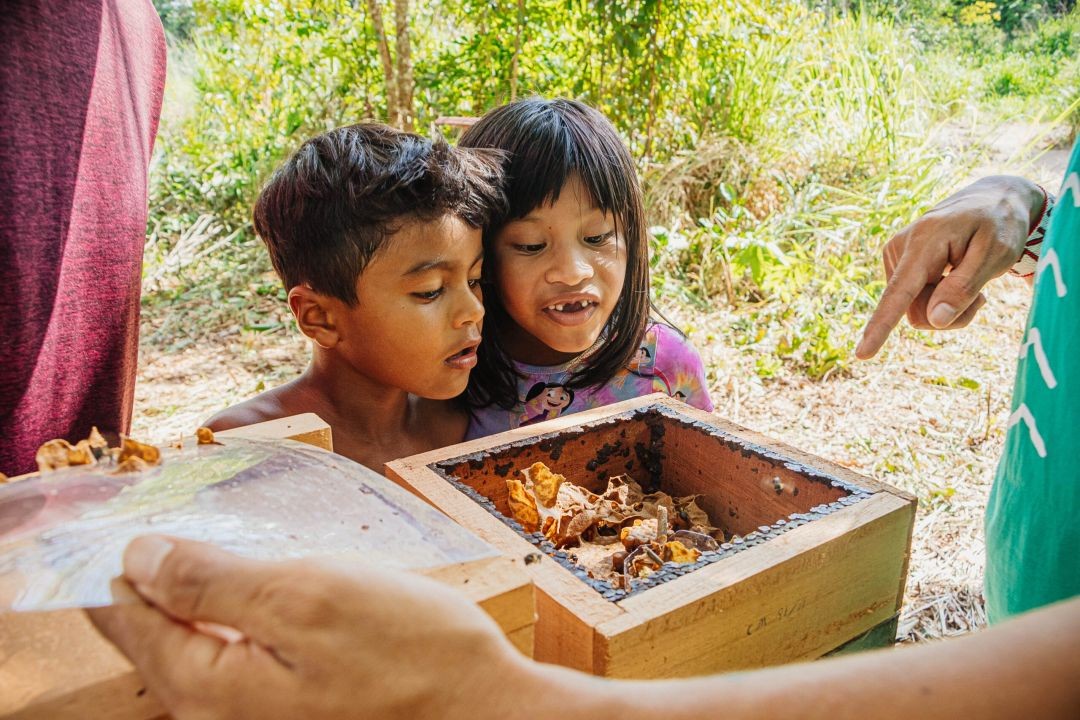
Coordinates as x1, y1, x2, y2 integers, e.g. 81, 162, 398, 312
204, 381, 317, 432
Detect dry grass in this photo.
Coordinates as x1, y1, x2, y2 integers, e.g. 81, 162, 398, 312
131, 123, 1069, 646
132, 274, 1027, 644
659, 275, 1029, 643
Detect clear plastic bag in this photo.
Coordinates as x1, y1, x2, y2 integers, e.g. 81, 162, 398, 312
0, 436, 495, 612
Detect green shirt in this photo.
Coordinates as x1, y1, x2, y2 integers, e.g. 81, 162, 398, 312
985, 140, 1080, 622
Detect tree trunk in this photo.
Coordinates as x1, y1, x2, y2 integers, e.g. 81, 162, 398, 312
366, 0, 399, 126
393, 0, 415, 131
510, 0, 526, 101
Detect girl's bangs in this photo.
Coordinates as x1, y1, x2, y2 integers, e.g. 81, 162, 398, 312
502, 103, 633, 223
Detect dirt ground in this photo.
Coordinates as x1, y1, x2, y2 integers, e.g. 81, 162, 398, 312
131, 124, 1070, 644
130, 275, 1029, 643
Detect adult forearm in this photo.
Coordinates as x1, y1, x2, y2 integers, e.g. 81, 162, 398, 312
530, 597, 1080, 720
90, 537, 1077, 720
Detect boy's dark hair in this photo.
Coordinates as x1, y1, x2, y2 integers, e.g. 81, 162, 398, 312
254, 123, 505, 304
458, 97, 651, 410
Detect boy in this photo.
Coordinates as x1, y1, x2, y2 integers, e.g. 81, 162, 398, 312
206, 124, 504, 471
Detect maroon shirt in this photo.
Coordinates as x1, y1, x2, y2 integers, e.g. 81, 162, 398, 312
0, 1, 166, 475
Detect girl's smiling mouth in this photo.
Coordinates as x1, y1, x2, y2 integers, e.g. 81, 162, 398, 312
545, 299, 596, 312
541, 295, 600, 326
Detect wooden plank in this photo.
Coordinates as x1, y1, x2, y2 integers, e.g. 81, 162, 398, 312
593, 492, 914, 677
825, 614, 899, 656
531, 587, 602, 672
216, 413, 332, 451
659, 420, 847, 536
649, 396, 915, 502
433, 116, 479, 128
1, 414, 530, 720
418, 555, 536, 640
505, 624, 535, 657
0, 610, 163, 720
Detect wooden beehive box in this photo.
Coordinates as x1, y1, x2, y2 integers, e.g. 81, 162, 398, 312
387, 395, 916, 678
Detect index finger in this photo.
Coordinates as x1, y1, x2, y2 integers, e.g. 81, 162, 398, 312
856, 254, 930, 359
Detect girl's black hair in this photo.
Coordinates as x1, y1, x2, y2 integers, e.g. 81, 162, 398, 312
459, 97, 650, 410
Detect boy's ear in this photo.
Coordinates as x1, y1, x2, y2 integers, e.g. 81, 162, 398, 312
288, 286, 340, 349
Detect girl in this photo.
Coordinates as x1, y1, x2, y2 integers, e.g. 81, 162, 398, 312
459, 98, 713, 438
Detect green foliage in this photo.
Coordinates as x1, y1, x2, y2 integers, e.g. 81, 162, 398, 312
992, 0, 1064, 35
968, 7, 1080, 115
869, 0, 1074, 35
146, 0, 1077, 381
421, 0, 815, 158
643, 9, 964, 379
654, 139, 957, 379
153, 0, 196, 41
185, 1, 379, 214
889, 4, 1079, 129
148, 2, 385, 281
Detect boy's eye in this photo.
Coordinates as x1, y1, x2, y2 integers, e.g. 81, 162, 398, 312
413, 287, 444, 300
513, 243, 545, 254
584, 230, 616, 246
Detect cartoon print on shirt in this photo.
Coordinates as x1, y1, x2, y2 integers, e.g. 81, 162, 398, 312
519, 382, 575, 426
627, 328, 658, 377
628, 346, 654, 374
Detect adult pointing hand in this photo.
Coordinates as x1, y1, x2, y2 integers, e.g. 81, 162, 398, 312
856, 175, 1046, 359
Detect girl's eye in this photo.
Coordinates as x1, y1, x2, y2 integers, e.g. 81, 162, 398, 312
584, 230, 616, 246
513, 243, 545, 254
413, 287, 444, 301
467, 277, 481, 289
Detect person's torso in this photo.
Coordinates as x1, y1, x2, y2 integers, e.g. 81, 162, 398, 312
985, 141, 1080, 622
0, 0, 167, 475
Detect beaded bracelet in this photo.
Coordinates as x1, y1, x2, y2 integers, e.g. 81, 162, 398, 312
1010, 184, 1055, 278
